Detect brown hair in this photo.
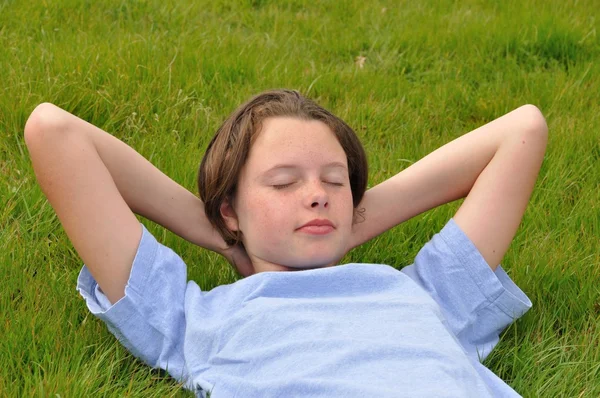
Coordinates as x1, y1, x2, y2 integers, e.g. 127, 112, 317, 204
198, 88, 368, 248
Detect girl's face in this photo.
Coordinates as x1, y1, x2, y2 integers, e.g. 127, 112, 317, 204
222, 117, 354, 274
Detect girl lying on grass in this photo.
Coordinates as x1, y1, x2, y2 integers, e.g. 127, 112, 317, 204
24, 89, 547, 397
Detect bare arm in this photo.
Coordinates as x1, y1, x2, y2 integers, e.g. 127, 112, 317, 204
83, 120, 227, 255
25, 103, 236, 303
349, 104, 548, 270
74, 110, 251, 273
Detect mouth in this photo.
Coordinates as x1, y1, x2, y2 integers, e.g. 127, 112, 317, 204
297, 218, 335, 235
297, 225, 334, 235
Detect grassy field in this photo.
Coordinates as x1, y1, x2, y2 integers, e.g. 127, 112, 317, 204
1, 0, 599, 396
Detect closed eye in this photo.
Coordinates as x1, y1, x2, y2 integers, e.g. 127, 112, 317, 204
273, 183, 294, 190
272, 182, 344, 190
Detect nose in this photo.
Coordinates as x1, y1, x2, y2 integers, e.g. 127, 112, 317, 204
305, 180, 329, 209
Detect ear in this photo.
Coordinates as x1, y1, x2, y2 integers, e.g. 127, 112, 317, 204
220, 198, 239, 232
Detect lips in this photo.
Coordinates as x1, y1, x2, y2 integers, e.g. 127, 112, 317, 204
298, 218, 334, 229
297, 219, 335, 235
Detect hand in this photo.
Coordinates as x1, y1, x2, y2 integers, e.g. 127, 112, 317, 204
220, 244, 254, 277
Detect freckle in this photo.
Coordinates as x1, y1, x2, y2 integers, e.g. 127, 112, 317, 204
522, 140, 525, 144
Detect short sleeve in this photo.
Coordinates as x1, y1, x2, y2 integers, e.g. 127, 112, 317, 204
400, 218, 533, 362
76, 222, 192, 387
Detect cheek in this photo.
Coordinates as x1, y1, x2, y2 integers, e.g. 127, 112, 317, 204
244, 192, 292, 233
338, 190, 355, 228
338, 187, 354, 209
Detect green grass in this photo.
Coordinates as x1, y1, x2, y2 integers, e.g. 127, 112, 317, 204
1, 0, 599, 396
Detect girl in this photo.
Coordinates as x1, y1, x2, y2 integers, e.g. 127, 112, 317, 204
24, 89, 547, 397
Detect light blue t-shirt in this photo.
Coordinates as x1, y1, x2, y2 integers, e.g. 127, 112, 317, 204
77, 218, 532, 397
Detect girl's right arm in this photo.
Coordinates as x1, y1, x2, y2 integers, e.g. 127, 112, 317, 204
24, 103, 229, 304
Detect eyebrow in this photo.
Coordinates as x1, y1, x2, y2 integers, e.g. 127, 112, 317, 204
261, 161, 348, 176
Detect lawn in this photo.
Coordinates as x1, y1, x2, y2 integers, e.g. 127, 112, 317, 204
1, 0, 599, 396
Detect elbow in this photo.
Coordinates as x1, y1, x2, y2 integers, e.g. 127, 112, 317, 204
24, 102, 68, 150
518, 104, 548, 144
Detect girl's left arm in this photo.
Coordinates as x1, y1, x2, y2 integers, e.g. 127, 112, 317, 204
349, 104, 548, 271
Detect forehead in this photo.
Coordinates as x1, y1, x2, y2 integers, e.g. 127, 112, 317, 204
246, 117, 347, 172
